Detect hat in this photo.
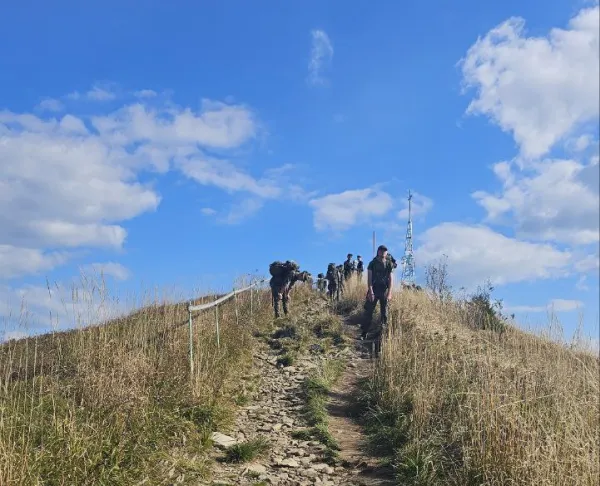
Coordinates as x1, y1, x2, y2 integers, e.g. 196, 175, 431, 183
347, 253, 353, 257
377, 245, 388, 252
357, 255, 362, 258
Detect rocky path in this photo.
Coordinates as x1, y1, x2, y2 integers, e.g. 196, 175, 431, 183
203, 313, 396, 486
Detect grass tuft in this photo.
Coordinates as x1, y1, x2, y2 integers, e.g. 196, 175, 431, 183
223, 437, 270, 463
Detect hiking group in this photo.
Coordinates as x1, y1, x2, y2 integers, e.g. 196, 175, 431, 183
268, 244, 396, 340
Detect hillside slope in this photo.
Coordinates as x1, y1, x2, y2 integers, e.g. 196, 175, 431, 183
1, 280, 598, 485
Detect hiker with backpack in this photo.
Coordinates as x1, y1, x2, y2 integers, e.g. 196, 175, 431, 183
268, 260, 310, 318
325, 263, 338, 301
361, 244, 395, 340
343, 253, 355, 280
316, 273, 327, 293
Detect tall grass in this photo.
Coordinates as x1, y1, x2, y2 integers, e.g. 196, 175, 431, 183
359, 286, 600, 485
0, 276, 274, 485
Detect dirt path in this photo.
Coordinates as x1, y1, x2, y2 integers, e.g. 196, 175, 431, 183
326, 324, 396, 486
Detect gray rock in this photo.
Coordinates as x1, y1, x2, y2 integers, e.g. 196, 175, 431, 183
277, 458, 300, 468
247, 463, 267, 474
210, 432, 237, 449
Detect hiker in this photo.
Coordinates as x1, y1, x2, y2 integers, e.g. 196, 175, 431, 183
343, 253, 354, 280
325, 263, 338, 301
336, 264, 345, 297
361, 244, 395, 340
356, 255, 364, 280
269, 261, 310, 318
316, 273, 327, 293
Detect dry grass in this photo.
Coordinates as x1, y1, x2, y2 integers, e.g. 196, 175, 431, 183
0, 276, 276, 485
356, 287, 600, 485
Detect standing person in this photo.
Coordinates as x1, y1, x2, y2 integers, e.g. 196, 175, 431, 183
361, 245, 395, 339
269, 261, 309, 318
356, 255, 364, 280
316, 273, 327, 293
343, 253, 354, 280
336, 264, 345, 298
325, 263, 338, 301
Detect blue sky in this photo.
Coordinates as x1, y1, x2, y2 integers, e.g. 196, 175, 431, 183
1, 0, 598, 347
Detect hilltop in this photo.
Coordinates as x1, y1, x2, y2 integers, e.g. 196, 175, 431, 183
1, 277, 598, 485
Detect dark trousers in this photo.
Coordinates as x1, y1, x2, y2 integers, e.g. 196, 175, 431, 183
362, 287, 388, 333
271, 285, 289, 318
327, 281, 337, 301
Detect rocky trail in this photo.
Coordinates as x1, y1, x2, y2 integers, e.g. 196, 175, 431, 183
203, 309, 396, 486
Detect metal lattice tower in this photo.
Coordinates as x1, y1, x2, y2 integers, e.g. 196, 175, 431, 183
400, 190, 415, 285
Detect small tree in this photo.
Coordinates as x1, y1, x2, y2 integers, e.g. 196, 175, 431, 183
425, 255, 452, 301
467, 280, 507, 333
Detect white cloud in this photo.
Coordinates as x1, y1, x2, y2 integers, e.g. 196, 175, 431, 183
201, 207, 217, 216
87, 85, 117, 101
308, 29, 333, 86
134, 89, 157, 98
36, 98, 64, 112
473, 158, 599, 245
92, 100, 257, 150
417, 223, 573, 287
309, 187, 394, 231
0, 87, 271, 279
460, 5, 599, 159
506, 298, 584, 313
0, 245, 70, 279
80, 262, 131, 281
67, 83, 117, 102
398, 192, 433, 220
177, 156, 281, 198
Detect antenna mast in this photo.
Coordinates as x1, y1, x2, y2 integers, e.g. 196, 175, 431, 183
400, 190, 415, 285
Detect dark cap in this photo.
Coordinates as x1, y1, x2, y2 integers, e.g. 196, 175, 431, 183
377, 245, 388, 252
347, 253, 353, 257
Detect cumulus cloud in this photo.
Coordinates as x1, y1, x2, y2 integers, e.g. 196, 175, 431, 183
473, 158, 599, 245
177, 157, 281, 198
416, 223, 573, 287
309, 187, 394, 231
308, 29, 334, 86
460, 5, 599, 159
66, 83, 118, 102
0, 85, 288, 279
506, 299, 584, 313
0, 246, 70, 279
36, 98, 64, 112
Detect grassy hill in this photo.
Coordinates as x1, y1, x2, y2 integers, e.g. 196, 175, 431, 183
1, 278, 598, 485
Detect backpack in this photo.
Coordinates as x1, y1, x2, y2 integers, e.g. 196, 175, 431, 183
269, 260, 298, 278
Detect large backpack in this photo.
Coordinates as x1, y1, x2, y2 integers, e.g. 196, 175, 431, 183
269, 260, 298, 278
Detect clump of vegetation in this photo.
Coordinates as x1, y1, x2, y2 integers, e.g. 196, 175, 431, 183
294, 359, 344, 455
224, 436, 270, 463
276, 352, 295, 367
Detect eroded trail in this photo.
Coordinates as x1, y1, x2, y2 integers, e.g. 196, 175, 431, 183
326, 325, 396, 486
204, 304, 396, 485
